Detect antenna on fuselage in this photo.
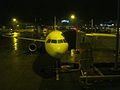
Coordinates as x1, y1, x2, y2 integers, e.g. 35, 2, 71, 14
54, 16, 57, 30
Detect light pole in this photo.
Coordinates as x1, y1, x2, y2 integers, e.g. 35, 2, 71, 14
70, 14, 79, 49
12, 18, 18, 30
13, 18, 17, 22
70, 14, 76, 24
70, 14, 78, 29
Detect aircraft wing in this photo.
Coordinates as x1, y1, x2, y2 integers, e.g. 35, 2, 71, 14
16, 37, 45, 42
2, 34, 45, 42
85, 33, 116, 37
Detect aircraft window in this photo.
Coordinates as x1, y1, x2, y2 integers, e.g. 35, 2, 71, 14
46, 39, 51, 43
58, 40, 63, 43
51, 40, 57, 43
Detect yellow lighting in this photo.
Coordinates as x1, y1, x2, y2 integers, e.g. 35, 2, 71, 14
13, 18, 17, 22
86, 33, 116, 37
17, 25, 19, 27
70, 15, 75, 19
13, 32, 19, 37
12, 32, 19, 51
13, 38, 18, 51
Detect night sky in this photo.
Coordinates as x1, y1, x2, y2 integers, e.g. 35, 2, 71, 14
0, 0, 118, 25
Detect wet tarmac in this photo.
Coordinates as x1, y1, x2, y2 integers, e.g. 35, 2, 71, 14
0, 31, 120, 90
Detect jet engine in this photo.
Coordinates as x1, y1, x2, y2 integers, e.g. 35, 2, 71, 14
28, 43, 37, 52
28, 42, 45, 52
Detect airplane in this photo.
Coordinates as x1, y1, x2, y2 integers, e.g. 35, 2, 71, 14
2, 30, 69, 59
28, 30, 68, 58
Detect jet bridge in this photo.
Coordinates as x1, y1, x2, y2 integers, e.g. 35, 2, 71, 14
55, 48, 120, 87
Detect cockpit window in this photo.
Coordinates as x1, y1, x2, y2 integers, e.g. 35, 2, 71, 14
46, 39, 67, 43
51, 40, 57, 43
46, 39, 51, 43
58, 40, 63, 43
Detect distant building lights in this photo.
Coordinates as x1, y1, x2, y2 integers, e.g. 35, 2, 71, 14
100, 24, 103, 26
61, 20, 69, 23
73, 27, 78, 31
17, 25, 19, 27
112, 24, 114, 26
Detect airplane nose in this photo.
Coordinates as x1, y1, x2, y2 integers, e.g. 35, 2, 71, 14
56, 47, 66, 54
53, 46, 68, 58
45, 43, 68, 58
